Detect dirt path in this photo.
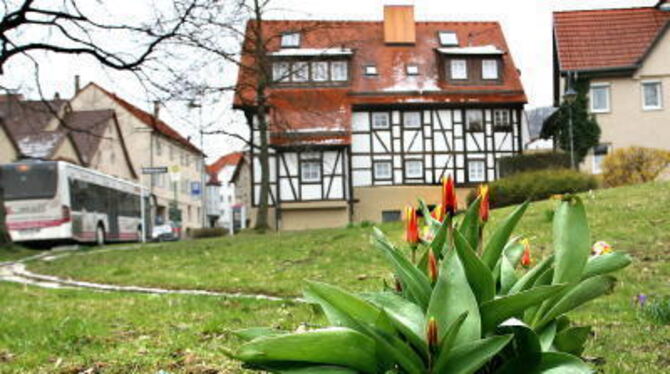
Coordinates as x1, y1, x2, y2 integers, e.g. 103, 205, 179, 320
0, 246, 301, 303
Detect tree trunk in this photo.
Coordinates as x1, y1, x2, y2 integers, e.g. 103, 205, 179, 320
0, 186, 12, 246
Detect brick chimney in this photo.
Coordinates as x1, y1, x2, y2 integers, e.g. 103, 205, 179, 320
383, 5, 415, 45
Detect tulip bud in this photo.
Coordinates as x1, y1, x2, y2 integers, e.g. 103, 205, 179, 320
427, 249, 438, 283
431, 204, 444, 222
427, 317, 438, 350
521, 238, 531, 267
405, 206, 419, 246
441, 176, 457, 217
592, 241, 612, 256
478, 185, 490, 223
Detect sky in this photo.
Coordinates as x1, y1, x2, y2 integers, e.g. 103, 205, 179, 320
1, 0, 656, 162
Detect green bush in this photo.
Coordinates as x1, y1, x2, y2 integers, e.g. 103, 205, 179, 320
602, 146, 670, 187
190, 227, 227, 239
467, 169, 598, 208
498, 152, 571, 178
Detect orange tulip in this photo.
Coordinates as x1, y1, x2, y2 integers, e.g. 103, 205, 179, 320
441, 175, 457, 217
405, 206, 419, 245
431, 204, 444, 222
478, 185, 490, 223
427, 317, 438, 350
427, 249, 438, 283
521, 238, 532, 267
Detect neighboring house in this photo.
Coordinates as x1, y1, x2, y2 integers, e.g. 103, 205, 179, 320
205, 171, 222, 227
207, 151, 244, 229
70, 82, 206, 232
553, 0, 670, 174
234, 5, 526, 230
0, 119, 19, 164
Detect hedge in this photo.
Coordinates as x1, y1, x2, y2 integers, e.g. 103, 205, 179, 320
190, 227, 227, 239
497, 152, 571, 178
467, 168, 598, 208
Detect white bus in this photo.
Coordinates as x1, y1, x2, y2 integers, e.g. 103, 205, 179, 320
1, 161, 148, 245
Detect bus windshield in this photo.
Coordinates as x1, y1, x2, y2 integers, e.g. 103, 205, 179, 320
0, 163, 58, 201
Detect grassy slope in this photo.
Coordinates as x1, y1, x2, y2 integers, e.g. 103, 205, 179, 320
9, 181, 670, 373
0, 245, 41, 263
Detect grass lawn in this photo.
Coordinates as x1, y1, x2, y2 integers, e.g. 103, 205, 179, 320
4, 180, 670, 372
0, 245, 42, 263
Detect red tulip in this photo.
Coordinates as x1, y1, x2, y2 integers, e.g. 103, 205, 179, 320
427, 317, 438, 350
478, 185, 490, 223
427, 249, 438, 283
521, 239, 532, 267
441, 175, 457, 217
405, 206, 419, 246
431, 204, 444, 222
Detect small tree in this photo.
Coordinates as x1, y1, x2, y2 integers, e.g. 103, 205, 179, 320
602, 147, 670, 187
541, 79, 601, 165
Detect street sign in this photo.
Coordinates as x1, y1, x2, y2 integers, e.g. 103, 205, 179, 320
142, 167, 168, 175
191, 181, 202, 196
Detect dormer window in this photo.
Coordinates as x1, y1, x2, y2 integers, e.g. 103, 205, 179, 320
406, 64, 419, 75
482, 59, 499, 80
364, 65, 378, 76
438, 31, 458, 46
281, 32, 300, 48
450, 59, 467, 80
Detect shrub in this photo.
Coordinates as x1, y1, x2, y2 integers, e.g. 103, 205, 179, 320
229, 190, 631, 373
190, 227, 227, 239
602, 146, 670, 187
467, 169, 598, 208
498, 152, 571, 178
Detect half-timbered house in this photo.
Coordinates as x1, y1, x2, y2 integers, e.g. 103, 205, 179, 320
234, 5, 527, 230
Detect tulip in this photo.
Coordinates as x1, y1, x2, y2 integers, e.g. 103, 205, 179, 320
478, 185, 490, 223
592, 241, 612, 256
427, 249, 438, 283
405, 206, 419, 246
431, 204, 444, 222
441, 175, 457, 217
520, 238, 532, 267
426, 317, 438, 351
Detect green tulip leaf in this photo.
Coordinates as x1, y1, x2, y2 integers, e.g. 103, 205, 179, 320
481, 201, 530, 270
532, 352, 594, 373
554, 326, 592, 356
432, 334, 513, 374
434, 311, 469, 366
552, 196, 590, 285
537, 321, 557, 351
362, 292, 427, 353
500, 255, 518, 295
582, 252, 632, 280
454, 230, 495, 304
503, 239, 524, 267
509, 255, 555, 294
480, 285, 567, 332
458, 196, 482, 250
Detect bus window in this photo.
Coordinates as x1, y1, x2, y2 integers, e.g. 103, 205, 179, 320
0, 163, 58, 201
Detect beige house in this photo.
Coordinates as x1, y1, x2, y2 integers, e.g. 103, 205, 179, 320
70, 83, 206, 233
0, 121, 19, 164
553, 1, 670, 174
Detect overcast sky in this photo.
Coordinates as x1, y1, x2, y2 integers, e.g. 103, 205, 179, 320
2, 0, 655, 161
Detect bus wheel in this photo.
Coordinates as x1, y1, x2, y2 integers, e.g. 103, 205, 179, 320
95, 225, 105, 246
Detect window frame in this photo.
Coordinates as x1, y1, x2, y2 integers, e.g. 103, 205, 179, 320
450, 59, 468, 80
373, 161, 392, 181
493, 109, 512, 131
641, 80, 663, 111
371, 112, 390, 129
364, 64, 378, 76
467, 160, 486, 183
272, 61, 290, 82
330, 61, 348, 82
280, 32, 300, 48
589, 83, 611, 113
406, 64, 419, 76
481, 59, 499, 80
438, 31, 459, 46
466, 109, 484, 132
404, 160, 423, 179
403, 111, 422, 129
300, 160, 321, 183
311, 61, 329, 82
292, 61, 309, 82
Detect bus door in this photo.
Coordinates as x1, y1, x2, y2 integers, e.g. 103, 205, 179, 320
107, 188, 120, 240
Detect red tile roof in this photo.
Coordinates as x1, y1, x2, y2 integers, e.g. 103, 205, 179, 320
554, 6, 670, 72
208, 151, 244, 175
88, 83, 205, 155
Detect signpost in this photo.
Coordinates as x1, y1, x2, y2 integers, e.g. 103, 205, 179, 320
140, 167, 169, 243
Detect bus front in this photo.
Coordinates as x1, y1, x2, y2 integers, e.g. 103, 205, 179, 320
1, 162, 72, 243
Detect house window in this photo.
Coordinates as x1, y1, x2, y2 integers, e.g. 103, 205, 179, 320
312, 61, 329, 81
590, 84, 610, 113
364, 65, 378, 76
292, 61, 309, 82
301, 161, 321, 182
493, 109, 511, 131
331, 61, 348, 81
403, 112, 421, 128
273, 62, 290, 82
281, 32, 300, 48
642, 81, 662, 110
406, 64, 419, 75
438, 31, 458, 46
468, 160, 486, 182
374, 161, 392, 180
482, 59, 498, 80
382, 210, 402, 222
372, 112, 390, 129
405, 160, 423, 179
592, 144, 610, 174
466, 110, 484, 132
451, 59, 468, 80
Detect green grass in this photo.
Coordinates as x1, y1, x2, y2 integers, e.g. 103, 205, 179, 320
7, 181, 670, 372
0, 283, 315, 373
0, 245, 40, 263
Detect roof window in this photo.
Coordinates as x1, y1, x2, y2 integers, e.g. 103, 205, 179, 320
438, 31, 459, 46
364, 65, 378, 76
281, 32, 300, 48
406, 64, 419, 75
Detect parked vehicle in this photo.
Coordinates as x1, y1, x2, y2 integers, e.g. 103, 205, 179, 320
1, 160, 148, 245
151, 221, 180, 242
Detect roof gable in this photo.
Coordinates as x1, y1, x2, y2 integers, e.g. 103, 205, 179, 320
208, 151, 244, 175
554, 6, 670, 72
